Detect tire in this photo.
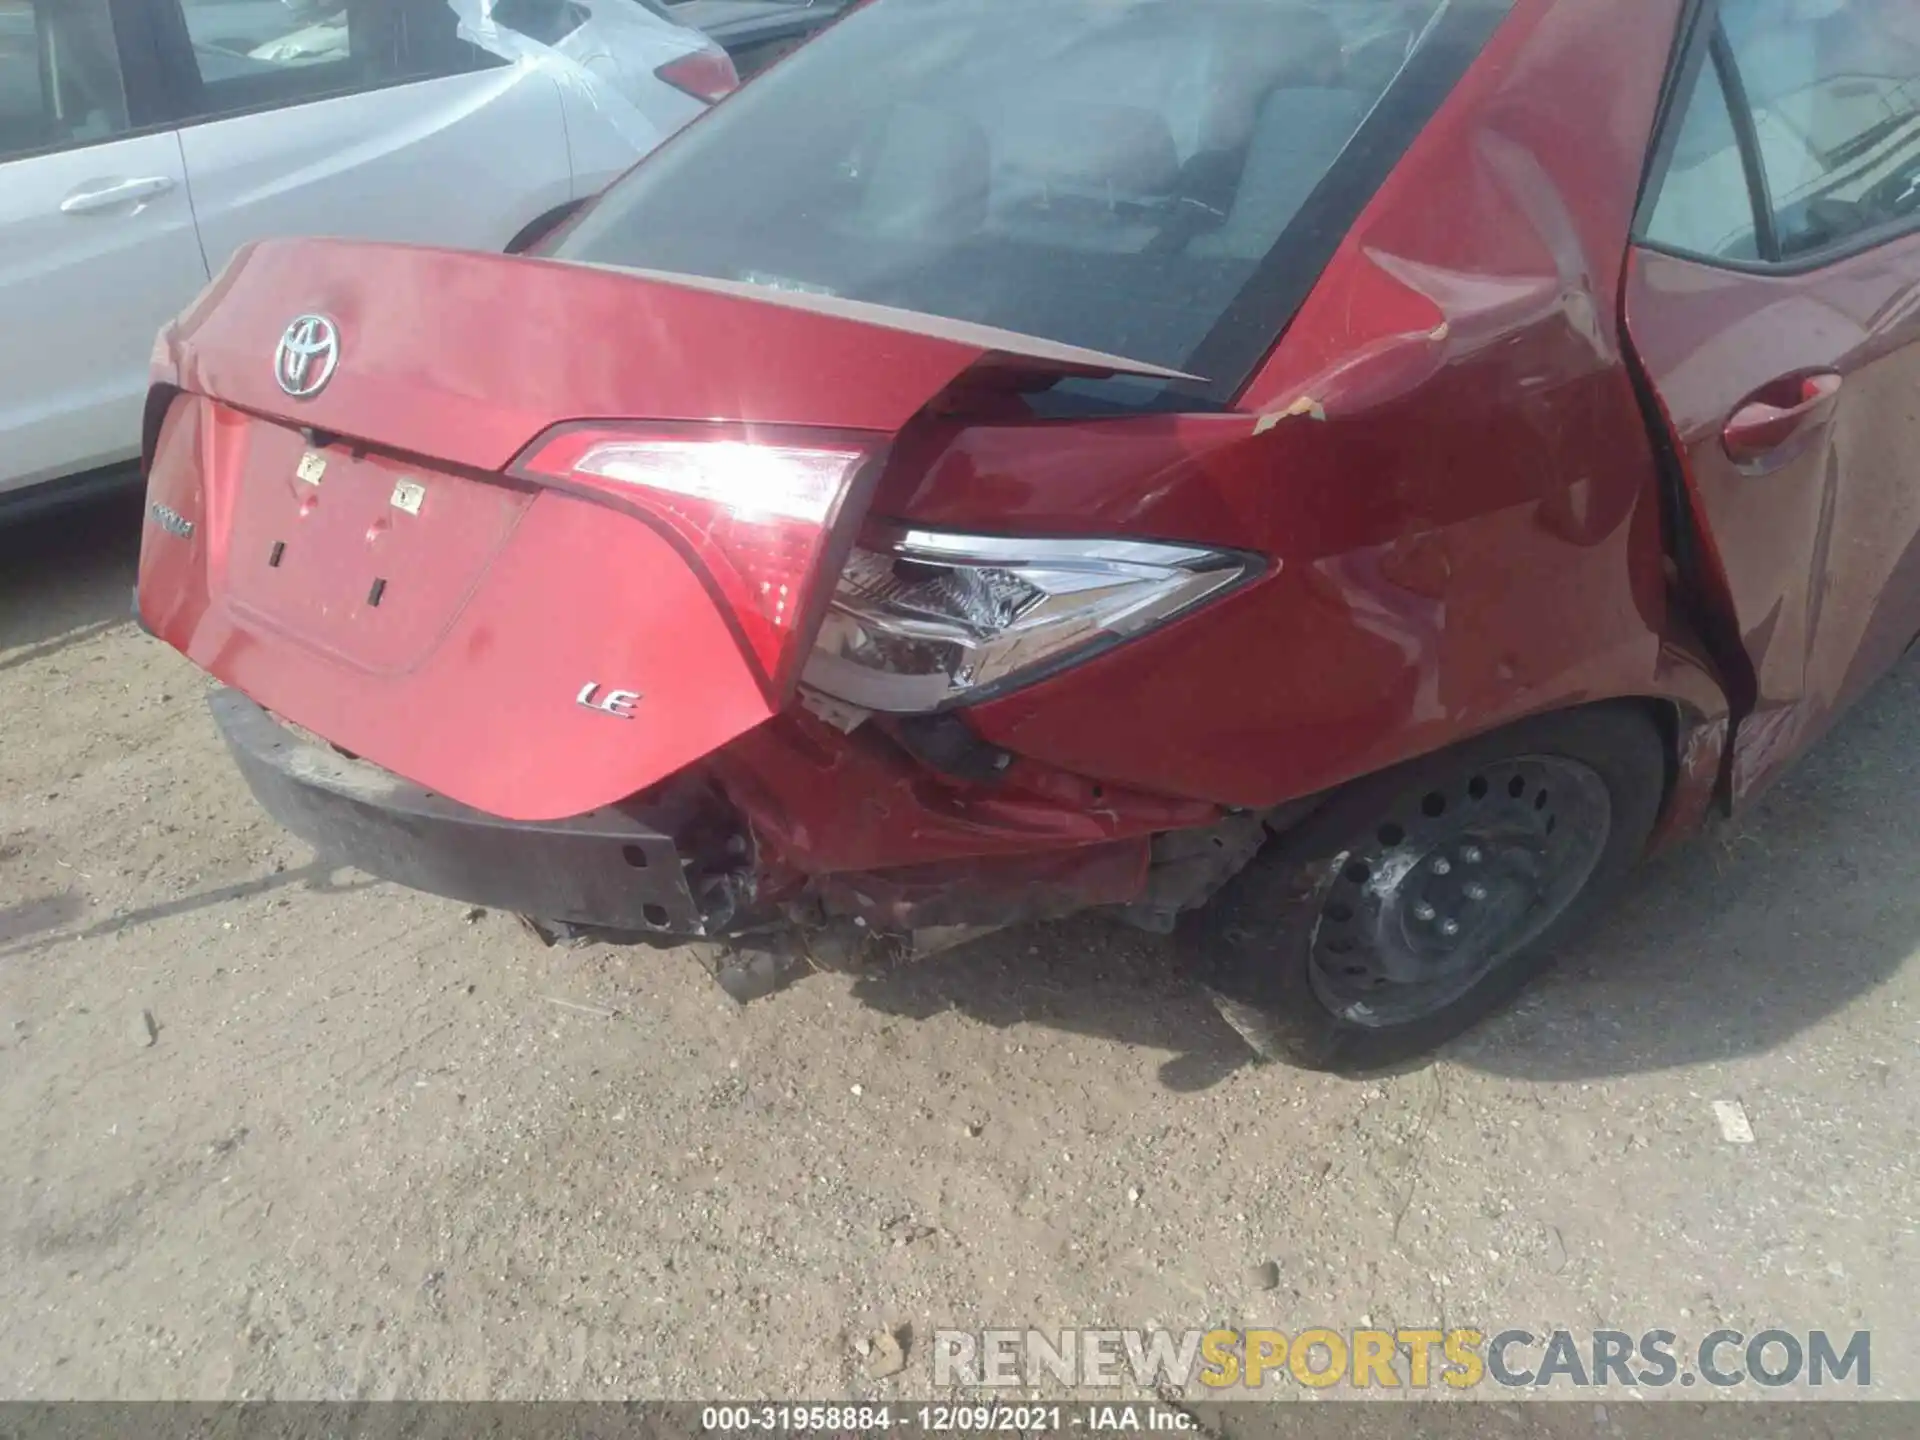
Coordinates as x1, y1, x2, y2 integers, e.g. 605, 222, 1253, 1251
1180, 704, 1666, 1075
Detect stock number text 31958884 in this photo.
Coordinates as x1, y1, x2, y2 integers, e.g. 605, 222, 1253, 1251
700, 1406, 1070, 1432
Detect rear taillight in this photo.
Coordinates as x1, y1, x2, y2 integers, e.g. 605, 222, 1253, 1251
513, 426, 872, 693
805, 530, 1255, 713
655, 46, 740, 103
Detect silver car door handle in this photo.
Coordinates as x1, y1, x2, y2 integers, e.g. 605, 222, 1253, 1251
59, 175, 177, 215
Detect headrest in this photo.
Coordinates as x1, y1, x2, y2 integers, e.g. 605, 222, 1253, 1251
856, 103, 993, 240
1006, 105, 1181, 199
1188, 86, 1372, 259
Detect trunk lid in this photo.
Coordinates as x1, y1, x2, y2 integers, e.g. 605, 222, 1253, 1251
140, 238, 1181, 821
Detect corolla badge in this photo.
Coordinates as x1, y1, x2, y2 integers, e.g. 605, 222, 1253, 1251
274, 314, 340, 399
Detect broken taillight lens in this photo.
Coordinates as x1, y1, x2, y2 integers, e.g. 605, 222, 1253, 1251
805, 529, 1255, 713
514, 426, 872, 693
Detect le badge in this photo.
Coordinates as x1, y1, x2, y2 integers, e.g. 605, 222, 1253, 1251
577, 683, 641, 720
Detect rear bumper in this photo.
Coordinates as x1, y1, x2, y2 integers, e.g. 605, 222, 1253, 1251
210, 687, 1221, 986
210, 688, 731, 937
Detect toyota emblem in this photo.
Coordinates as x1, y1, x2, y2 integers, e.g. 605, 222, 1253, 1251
274, 314, 340, 399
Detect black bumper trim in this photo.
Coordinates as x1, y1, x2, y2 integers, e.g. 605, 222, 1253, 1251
210, 688, 711, 935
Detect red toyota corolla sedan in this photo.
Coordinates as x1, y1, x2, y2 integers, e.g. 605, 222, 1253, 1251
136, 0, 1920, 1072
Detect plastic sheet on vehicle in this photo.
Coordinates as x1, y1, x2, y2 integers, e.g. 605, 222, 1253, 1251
445, 0, 676, 154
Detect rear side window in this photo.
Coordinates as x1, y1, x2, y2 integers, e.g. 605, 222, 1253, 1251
556, 0, 1516, 406
1644, 42, 1762, 259
1644, 0, 1920, 263
0, 0, 130, 160
173, 0, 499, 118
488, 0, 589, 46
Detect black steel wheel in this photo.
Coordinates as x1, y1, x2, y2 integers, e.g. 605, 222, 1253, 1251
1307, 754, 1611, 1027
1181, 705, 1665, 1074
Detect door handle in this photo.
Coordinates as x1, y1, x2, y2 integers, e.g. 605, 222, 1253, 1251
59, 175, 177, 216
1722, 371, 1843, 464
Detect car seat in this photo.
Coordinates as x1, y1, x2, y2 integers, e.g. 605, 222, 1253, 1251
1186, 84, 1374, 260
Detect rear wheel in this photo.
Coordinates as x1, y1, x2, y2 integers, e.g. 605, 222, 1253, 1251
1182, 705, 1666, 1074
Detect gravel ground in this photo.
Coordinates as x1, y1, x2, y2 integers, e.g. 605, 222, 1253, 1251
1, 494, 1915, 1402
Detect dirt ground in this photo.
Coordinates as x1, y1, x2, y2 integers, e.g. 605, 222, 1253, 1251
1, 493, 1915, 1402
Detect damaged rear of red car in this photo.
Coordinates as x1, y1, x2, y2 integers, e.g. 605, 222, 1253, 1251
141, 241, 1232, 949
137, 0, 1920, 1072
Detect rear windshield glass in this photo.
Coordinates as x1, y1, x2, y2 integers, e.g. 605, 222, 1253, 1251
556, 0, 1509, 403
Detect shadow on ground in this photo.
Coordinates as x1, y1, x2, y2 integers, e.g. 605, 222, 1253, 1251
1459, 658, 1920, 1082
0, 891, 87, 947
0, 485, 144, 662
851, 659, 1920, 1088
849, 912, 1253, 1092
0, 858, 376, 965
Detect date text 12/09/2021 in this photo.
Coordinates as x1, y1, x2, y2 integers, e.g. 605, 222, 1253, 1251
700, 1406, 1194, 1433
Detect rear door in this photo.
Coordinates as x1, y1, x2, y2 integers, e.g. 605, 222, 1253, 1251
155, 0, 573, 270
0, 0, 206, 495
1626, 0, 1920, 802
